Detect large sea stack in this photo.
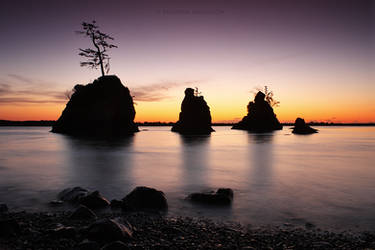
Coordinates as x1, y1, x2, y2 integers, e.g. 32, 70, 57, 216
172, 88, 214, 134
232, 91, 282, 132
52, 75, 139, 136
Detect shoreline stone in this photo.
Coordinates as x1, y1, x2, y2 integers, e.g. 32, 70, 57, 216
187, 188, 234, 205
122, 186, 168, 212
1, 211, 374, 249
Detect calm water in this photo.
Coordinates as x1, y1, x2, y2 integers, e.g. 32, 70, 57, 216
0, 126, 374, 230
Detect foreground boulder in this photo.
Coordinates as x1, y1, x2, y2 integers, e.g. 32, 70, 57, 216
232, 91, 282, 132
80, 191, 110, 209
0, 203, 8, 213
87, 219, 132, 243
122, 186, 168, 211
292, 118, 318, 134
70, 205, 97, 220
58, 187, 89, 203
52, 75, 139, 136
0, 219, 20, 237
187, 188, 234, 206
172, 88, 214, 134
101, 241, 128, 250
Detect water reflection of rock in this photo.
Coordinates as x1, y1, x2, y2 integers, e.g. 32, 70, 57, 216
61, 135, 135, 199
248, 132, 274, 190
246, 132, 275, 223
179, 135, 211, 191
179, 134, 233, 218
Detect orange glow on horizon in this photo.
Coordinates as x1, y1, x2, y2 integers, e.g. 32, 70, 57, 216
1, 100, 374, 124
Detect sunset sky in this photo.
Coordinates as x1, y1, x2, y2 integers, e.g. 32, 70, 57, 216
0, 0, 373, 123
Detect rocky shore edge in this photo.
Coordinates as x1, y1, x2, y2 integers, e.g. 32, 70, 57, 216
1, 209, 375, 249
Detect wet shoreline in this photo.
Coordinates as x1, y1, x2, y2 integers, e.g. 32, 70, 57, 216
1, 210, 375, 249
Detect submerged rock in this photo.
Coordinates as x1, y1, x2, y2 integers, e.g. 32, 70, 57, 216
172, 88, 214, 134
232, 91, 282, 132
187, 188, 234, 206
292, 118, 318, 134
80, 191, 110, 209
52, 75, 139, 136
87, 219, 132, 243
122, 186, 168, 211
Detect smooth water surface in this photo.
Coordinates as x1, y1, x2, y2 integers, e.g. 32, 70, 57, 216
0, 126, 374, 230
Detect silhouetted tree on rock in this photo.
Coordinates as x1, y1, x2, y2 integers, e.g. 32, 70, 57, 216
77, 20, 117, 77
232, 91, 282, 132
292, 117, 318, 134
172, 88, 214, 134
52, 75, 139, 136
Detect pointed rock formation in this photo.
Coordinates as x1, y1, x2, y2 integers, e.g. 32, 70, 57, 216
172, 88, 214, 134
52, 75, 138, 136
292, 117, 318, 134
232, 91, 282, 132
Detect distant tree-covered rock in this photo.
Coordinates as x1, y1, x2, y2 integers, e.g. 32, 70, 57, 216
232, 91, 282, 132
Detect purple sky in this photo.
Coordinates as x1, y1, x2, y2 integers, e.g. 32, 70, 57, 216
0, 0, 373, 122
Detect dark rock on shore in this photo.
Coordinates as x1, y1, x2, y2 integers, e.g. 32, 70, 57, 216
80, 191, 110, 209
0, 218, 20, 237
70, 205, 97, 220
232, 91, 282, 132
87, 219, 132, 243
0, 203, 8, 213
122, 186, 168, 211
78, 239, 100, 250
52, 75, 139, 136
292, 117, 318, 134
58, 186, 89, 203
172, 88, 214, 134
187, 188, 234, 205
49, 225, 77, 239
101, 240, 128, 250
110, 199, 123, 209
49, 199, 64, 206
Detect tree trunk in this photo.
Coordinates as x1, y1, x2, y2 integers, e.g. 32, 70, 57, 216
92, 35, 105, 77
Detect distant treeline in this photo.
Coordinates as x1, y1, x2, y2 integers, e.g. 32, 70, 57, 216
0, 120, 55, 126
0, 120, 374, 127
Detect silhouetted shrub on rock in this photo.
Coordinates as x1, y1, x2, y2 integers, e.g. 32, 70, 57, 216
292, 117, 318, 134
52, 75, 138, 136
232, 91, 282, 132
172, 88, 214, 134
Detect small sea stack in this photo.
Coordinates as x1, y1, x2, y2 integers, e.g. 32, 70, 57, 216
172, 88, 214, 134
292, 117, 318, 134
232, 91, 282, 132
52, 75, 139, 136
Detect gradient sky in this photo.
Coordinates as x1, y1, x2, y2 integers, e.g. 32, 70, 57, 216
0, 0, 373, 123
